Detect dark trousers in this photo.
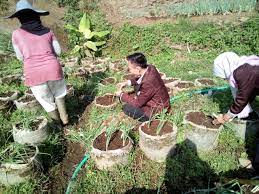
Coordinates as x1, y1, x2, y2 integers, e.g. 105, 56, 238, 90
123, 104, 149, 122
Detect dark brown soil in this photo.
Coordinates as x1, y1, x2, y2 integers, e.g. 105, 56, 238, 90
48, 141, 86, 193
0, 100, 10, 109
100, 77, 116, 85
75, 68, 88, 77
163, 78, 178, 84
96, 94, 116, 106
176, 82, 195, 88
142, 120, 173, 136
1, 76, 20, 85
31, 119, 44, 131
16, 119, 43, 131
186, 111, 221, 129
0, 91, 14, 98
93, 130, 129, 151
166, 87, 171, 92
123, 74, 136, 80
26, 90, 33, 95
198, 79, 215, 86
21, 95, 35, 103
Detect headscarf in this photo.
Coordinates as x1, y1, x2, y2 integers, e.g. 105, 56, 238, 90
17, 9, 50, 36
213, 52, 259, 79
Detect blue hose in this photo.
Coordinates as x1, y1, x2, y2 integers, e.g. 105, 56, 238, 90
65, 154, 90, 194
65, 85, 230, 193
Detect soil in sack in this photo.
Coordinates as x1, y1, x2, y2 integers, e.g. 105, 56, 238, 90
0, 100, 11, 109
198, 79, 215, 86
163, 78, 178, 84
186, 111, 221, 129
26, 90, 33, 95
0, 91, 15, 98
96, 95, 116, 106
16, 118, 44, 131
93, 130, 129, 151
0, 144, 35, 164
21, 95, 35, 103
1, 76, 20, 85
176, 82, 195, 88
100, 77, 116, 85
123, 74, 136, 80
142, 120, 173, 136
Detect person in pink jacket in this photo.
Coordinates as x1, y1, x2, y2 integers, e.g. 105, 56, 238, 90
6, 0, 69, 125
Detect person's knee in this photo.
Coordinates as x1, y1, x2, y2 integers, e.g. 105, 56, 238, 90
122, 104, 134, 115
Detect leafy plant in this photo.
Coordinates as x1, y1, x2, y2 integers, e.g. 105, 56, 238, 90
155, 109, 169, 135
120, 122, 134, 146
65, 13, 110, 62
0, 33, 13, 56
104, 116, 118, 151
0, 143, 36, 164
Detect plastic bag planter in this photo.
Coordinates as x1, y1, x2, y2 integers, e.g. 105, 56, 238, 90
94, 94, 118, 109
12, 116, 49, 145
172, 81, 195, 92
0, 100, 12, 112
225, 117, 259, 141
163, 77, 181, 89
0, 74, 22, 85
183, 111, 222, 152
109, 61, 126, 72
194, 78, 215, 87
66, 84, 75, 97
91, 130, 133, 170
0, 91, 20, 101
122, 74, 136, 81
0, 146, 39, 186
14, 94, 41, 111
99, 77, 116, 86
139, 120, 178, 162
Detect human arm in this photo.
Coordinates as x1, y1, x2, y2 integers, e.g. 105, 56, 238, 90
120, 83, 155, 108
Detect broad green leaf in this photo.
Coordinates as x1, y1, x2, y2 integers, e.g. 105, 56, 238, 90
71, 45, 81, 54
92, 30, 110, 38
65, 24, 78, 32
84, 49, 93, 58
95, 41, 106, 46
83, 29, 93, 39
79, 13, 90, 33
84, 41, 97, 51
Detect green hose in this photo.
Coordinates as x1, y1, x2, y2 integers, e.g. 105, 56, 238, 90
65, 85, 230, 193
170, 85, 230, 103
65, 154, 90, 194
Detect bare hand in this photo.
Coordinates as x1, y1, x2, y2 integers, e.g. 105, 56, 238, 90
115, 90, 122, 97
116, 82, 127, 90
212, 114, 231, 125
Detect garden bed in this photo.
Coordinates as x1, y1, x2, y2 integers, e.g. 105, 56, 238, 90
13, 117, 49, 145
139, 120, 177, 162
123, 74, 136, 81
91, 130, 133, 170
100, 77, 116, 86
195, 78, 215, 86
95, 94, 117, 108
183, 111, 222, 151
0, 144, 39, 185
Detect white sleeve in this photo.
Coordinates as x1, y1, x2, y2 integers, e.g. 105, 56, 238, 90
52, 40, 61, 56
12, 42, 23, 61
